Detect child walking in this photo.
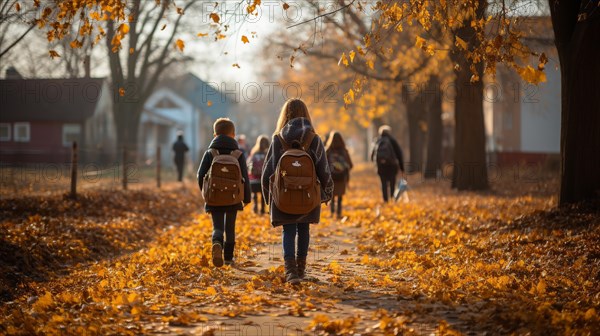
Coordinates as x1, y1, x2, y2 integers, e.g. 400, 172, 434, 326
325, 131, 353, 219
197, 118, 251, 267
247, 135, 269, 214
262, 99, 333, 284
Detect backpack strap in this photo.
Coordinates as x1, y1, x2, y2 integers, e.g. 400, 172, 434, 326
209, 149, 220, 157
230, 149, 242, 159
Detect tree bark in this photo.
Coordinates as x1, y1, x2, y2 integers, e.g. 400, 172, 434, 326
424, 75, 443, 179
451, 0, 489, 190
406, 94, 426, 173
550, 0, 600, 205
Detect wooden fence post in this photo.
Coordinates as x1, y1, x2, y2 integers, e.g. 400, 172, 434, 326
122, 146, 127, 190
156, 146, 161, 188
70, 141, 78, 199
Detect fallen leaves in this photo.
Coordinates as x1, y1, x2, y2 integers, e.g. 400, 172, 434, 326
0, 167, 598, 334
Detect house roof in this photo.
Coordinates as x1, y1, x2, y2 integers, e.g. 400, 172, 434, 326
0, 78, 106, 122
160, 73, 233, 120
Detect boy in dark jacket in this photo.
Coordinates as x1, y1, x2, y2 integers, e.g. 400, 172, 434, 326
197, 118, 251, 267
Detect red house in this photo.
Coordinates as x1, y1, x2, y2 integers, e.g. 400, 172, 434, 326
0, 77, 116, 164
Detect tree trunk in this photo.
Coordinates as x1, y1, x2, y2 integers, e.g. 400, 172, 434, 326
550, 1, 600, 205
451, 0, 489, 191
424, 75, 443, 179
452, 60, 488, 190
114, 101, 143, 158
406, 95, 426, 173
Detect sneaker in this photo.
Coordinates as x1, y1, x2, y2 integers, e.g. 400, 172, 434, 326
212, 243, 223, 267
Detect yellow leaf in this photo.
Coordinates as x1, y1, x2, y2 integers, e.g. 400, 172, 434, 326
357, 45, 365, 55
283, 3, 290, 10
415, 36, 426, 49
366, 59, 374, 70
349, 50, 356, 63
209, 13, 220, 24
536, 279, 546, 294
170, 294, 179, 304
584, 308, 596, 320
33, 291, 54, 311
343, 89, 355, 105
127, 292, 139, 304
129, 47, 134, 54
241, 35, 250, 44
455, 36, 467, 50
175, 39, 185, 52
49, 50, 60, 59
119, 88, 125, 97
161, 24, 166, 31
207, 100, 213, 107
119, 23, 129, 34
518, 65, 546, 85
232, 63, 241, 68
197, 32, 208, 37
205, 286, 217, 295
51, 315, 65, 323
15, 3, 21, 11
338, 53, 349, 67
131, 306, 142, 315
447, 230, 457, 238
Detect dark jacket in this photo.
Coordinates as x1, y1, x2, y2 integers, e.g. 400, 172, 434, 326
327, 147, 353, 196
197, 135, 252, 212
371, 133, 405, 176
262, 118, 334, 227
172, 139, 189, 163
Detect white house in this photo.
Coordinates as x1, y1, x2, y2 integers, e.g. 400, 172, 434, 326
139, 73, 234, 166
483, 17, 560, 166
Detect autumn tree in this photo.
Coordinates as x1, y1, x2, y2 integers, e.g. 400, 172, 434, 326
103, 0, 196, 153
0, 0, 36, 59
549, 0, 600, 205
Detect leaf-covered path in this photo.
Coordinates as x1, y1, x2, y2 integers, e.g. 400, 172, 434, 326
1, 166, 599, 335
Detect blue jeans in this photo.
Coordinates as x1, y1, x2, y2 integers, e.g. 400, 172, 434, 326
282, 223, 310, 260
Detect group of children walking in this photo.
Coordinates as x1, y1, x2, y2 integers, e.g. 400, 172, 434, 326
197, 98, 404, 284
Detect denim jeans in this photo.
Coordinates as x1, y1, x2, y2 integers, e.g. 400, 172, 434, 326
211, 211, 236, 244
282, 223, 310, 260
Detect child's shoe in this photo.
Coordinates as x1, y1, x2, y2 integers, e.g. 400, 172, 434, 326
212, 242, 223, 267
284, 258, 301, 285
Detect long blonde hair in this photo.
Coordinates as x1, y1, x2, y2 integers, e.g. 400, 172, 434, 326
274, 98, 312, 134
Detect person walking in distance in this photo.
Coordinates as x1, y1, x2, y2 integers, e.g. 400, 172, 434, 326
172, 133, 189, 182
371, 125, 405, 202
325, 131, 353, 219
247, 135, 269, 214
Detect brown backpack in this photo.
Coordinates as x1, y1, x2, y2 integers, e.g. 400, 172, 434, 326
202, 149, 244, 206
270, 132, 321, 214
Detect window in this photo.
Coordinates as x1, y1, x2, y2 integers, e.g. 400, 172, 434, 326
14, 122, 30, 142
0, 123, 10, 141
62, 124, 81, 146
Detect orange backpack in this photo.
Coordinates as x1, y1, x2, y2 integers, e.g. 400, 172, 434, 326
202, 149, 244, 206
269, 132, 321, 214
